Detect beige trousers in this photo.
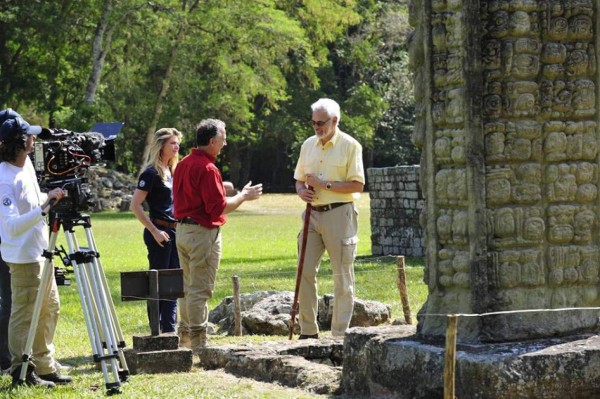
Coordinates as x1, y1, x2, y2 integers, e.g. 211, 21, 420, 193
297, 203, 358, 336
8, 261, 60, 375
176, 224, 221, 340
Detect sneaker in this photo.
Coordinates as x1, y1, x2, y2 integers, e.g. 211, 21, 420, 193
11, 365, 56, 388
38, 371, 73, 385
298, 334, 319, 340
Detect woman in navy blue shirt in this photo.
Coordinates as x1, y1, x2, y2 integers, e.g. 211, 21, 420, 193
130, 128, 182, 334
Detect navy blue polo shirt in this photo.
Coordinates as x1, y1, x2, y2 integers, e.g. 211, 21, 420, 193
136, 166, 175, 222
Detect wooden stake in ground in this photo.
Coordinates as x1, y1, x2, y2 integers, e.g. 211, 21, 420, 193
396, 256, 412, 324
444, 314, 458, 399
232, 275, 242, 336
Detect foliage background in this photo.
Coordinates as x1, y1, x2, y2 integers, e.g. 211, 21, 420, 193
0, 0, 417, 189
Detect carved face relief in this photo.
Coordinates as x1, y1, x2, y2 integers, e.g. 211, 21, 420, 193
489, 10, 510, 37
514, 93, 536, 116
548, 17, 568, 40
524, 217, 545, 241
486, 131, 506, 160
487, 177, 512, 205
435, 137, 452, 160
495, 208, 516, 238
509, 11, 531, 35
572, 79, 595, 115
541, 42, 567, 64
544, 131, 568, 158
484, 94, 503, 118
569, 15, 593, 40
566, 49, 588, 76
511, 54, 540, 78
483, 40, 502, 69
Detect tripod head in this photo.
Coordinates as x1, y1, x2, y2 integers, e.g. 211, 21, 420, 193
47, 211, 94, 286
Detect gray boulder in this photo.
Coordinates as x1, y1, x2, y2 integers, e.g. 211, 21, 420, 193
209, 291, 391, 336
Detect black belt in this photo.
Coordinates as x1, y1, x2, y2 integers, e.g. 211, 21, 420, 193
310, 202, 351, 212
177, 217, 199, 225
152, 218, 177, 229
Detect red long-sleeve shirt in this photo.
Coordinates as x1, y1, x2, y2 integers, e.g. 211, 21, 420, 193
173, 148, 227, 228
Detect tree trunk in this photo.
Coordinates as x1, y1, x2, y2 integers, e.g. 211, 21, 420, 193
140, 21, 186, 167
84, 0, 114, 106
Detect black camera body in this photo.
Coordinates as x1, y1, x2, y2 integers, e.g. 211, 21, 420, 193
30, 128, 117, 214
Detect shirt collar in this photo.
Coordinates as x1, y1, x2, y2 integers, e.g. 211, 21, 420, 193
315, 128, 339, 148
192, 147, 216, 162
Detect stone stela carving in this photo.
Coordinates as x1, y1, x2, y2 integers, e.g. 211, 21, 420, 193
411, 0, 600, 343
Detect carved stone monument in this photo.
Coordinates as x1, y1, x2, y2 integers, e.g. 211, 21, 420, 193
411, 0, 600, 343
340, 2, 600, 397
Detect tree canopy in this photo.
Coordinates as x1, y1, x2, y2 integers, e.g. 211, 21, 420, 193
0, 0, 417, 191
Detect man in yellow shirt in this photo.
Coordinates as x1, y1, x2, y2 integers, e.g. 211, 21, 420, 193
294, 98, 365, 339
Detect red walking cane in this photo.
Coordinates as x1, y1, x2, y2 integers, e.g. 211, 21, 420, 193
289, 194, 312, 340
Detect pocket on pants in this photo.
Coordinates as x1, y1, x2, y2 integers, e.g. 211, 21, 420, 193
341, 236, 358, 265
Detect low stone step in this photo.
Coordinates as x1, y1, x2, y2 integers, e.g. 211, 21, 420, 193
198, 338, 344, 395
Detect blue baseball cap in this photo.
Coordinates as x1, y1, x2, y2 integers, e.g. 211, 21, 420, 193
0, 116, 42, 141
0, 108, 22, 124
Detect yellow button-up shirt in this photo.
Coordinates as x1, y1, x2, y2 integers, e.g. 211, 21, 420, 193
294, 129, 365, 206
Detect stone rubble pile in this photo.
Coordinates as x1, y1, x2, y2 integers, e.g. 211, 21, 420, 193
85, 166, 137, 211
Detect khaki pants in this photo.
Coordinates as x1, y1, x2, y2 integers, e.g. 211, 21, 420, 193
8, 261, 60, 375
176, 224, 221, 341
298, 203, 358, 336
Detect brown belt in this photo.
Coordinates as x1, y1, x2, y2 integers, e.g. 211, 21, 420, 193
310, 202, 351, 212
152, 218, 177, 229
177, 217, 199, 225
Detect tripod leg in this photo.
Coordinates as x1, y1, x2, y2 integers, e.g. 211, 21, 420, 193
83, 225, 130, 381
18, 230, 59, 382
85, 228, 127, 348
64, 229, 122, 393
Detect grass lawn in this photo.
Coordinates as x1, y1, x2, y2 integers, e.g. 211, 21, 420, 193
0, 193, 426, 398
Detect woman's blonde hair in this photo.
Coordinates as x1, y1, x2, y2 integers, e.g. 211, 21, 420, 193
142, 127, 183, 180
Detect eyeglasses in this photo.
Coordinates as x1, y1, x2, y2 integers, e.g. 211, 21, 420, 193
310, 118, 330, 128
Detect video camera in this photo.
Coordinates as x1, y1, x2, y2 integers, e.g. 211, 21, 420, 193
29, 123, 122, 214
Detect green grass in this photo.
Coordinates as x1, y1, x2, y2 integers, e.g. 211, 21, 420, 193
0, 194, 426, 398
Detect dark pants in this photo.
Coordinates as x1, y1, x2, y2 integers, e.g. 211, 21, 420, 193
143, 227, 179, 333
0, 254, 11, 370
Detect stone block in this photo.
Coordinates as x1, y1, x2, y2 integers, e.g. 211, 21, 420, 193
124, 347, 193, 374
132, 333, 179, 351
342, 326, 600, 399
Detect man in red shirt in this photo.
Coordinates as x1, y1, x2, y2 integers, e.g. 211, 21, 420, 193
173, 118, 262, 354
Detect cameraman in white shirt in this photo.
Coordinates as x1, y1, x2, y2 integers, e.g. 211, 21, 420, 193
0, 113, 70, 388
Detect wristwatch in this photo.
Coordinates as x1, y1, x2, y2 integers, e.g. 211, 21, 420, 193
325, 182, 332, 190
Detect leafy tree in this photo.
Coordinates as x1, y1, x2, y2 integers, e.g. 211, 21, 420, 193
0, 0, 417, 188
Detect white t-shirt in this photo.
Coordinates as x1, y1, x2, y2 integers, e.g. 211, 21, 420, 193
0, 157, 48, 263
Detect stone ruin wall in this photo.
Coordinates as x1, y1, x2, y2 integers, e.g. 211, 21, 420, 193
367, 166, 425, 257
410, 0, 600, 342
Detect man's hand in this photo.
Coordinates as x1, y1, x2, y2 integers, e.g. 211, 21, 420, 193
48, 188, 66, 203
241, 181, 263, 201
42, 188, 66, 215
305, 173, 324, 190
298, 186, 315, 203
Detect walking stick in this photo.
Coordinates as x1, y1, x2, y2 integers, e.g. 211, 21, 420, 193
289, 192, 312, 340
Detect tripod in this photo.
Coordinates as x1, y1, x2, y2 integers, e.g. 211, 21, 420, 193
17, 211, 129, 395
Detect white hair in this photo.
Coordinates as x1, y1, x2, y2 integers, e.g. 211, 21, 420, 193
311, 98, 341, 124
